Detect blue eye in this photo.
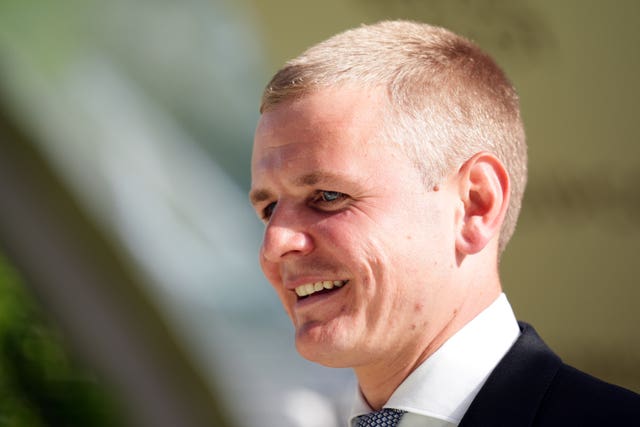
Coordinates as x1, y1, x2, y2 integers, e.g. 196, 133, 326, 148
321, 191, 343, 202
262, 202, 276, 220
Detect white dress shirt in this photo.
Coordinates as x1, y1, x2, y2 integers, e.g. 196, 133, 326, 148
349, 293, 520, 426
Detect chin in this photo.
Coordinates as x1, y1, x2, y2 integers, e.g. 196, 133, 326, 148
295, 330, 358, 368
297, 347, 353, 368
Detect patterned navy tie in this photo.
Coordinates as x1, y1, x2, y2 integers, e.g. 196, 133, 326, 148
355, 408, 407, 427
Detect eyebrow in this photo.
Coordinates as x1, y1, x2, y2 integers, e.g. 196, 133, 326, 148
249, 171, 349, 206
249, 188, 273, 206
293, 171, 339, 187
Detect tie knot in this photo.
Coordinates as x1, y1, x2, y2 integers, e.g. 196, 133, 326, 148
355, 408, 406, 427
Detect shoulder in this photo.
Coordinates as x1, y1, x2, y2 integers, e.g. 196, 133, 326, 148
460, 322, 640, 426
535, 362, 640, 425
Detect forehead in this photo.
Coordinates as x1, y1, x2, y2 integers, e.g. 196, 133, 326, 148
255, 86, 385, 147
251, 86, 389, 184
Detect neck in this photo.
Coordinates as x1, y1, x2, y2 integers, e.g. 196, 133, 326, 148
355, 273, 502, 410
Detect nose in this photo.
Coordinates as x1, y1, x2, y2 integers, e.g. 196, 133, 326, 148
261, 204, 314, 263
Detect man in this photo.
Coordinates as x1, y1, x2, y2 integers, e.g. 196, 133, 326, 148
249, 20, 639, 426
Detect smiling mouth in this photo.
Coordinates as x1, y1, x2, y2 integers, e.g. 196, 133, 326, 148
295, 280, 348, 298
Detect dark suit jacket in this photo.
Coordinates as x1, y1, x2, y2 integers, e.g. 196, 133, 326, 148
459, 322, 640, 426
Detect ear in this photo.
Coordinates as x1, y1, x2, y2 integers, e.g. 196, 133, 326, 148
455, 152, 510, 256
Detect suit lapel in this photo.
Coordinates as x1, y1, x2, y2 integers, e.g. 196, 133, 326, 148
459, 323, 562, 427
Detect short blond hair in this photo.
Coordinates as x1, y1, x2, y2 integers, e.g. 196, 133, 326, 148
261, 20, 527, 254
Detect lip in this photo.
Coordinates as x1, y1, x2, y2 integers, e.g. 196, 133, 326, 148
283, 276, 348, 291
294, 282, 347, 310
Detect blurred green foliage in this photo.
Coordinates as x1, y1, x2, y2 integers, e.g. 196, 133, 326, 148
0, 254, 125, 427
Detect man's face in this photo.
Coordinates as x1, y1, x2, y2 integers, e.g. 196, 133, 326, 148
250, 86, 462, 368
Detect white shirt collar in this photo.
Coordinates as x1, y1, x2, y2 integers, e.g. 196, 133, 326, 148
349, 293, 520, 426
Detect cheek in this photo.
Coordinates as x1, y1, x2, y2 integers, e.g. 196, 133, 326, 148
259, 245, 279, 279
258, 256, 296, 311
259, 258, 287, 296
264, 270, 296, 321
314, 210, 371, 248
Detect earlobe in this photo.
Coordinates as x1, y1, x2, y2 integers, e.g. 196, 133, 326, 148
455, 152, 510, 256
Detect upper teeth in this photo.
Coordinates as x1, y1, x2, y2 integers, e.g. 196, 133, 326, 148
295, 280, 347, 297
